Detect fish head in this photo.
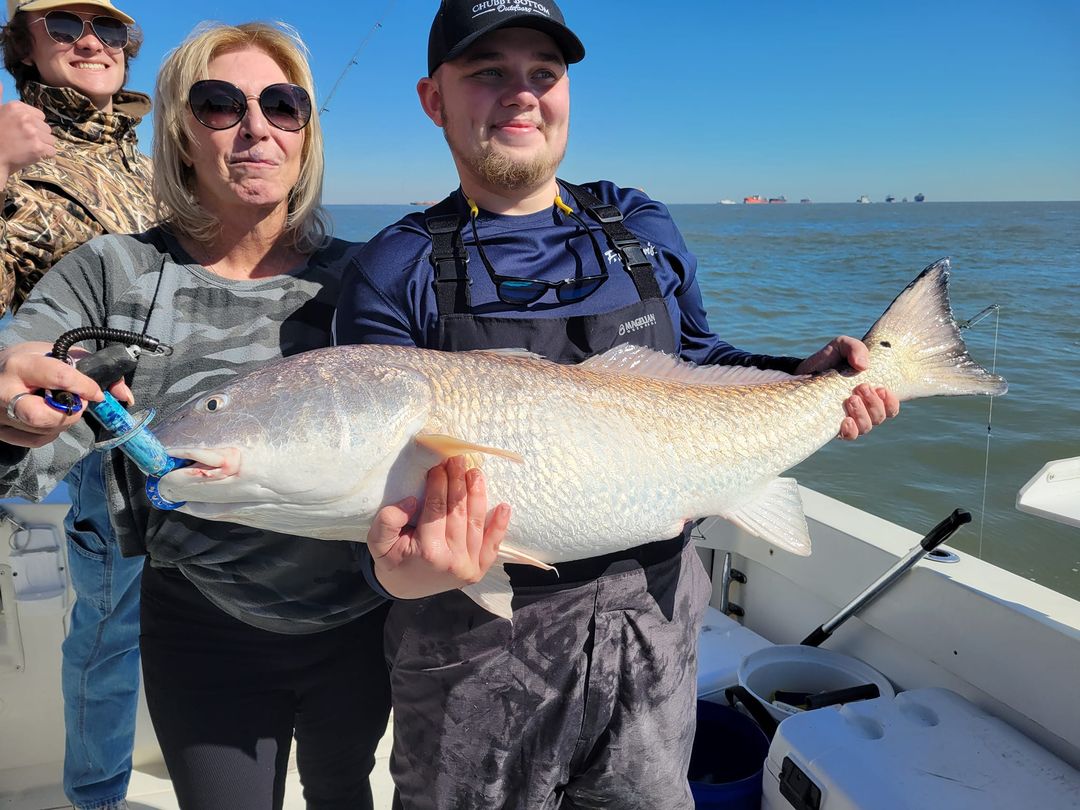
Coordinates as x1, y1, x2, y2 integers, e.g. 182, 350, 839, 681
152, 349, 434, 532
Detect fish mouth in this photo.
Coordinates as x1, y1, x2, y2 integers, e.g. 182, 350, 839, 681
157, 447, 246, 503
157, 445, 338, 506
165, 447, 241, 479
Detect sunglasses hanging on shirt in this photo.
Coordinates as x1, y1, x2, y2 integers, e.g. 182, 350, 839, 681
31, 10, 129, 50
466, 196, 610, 306
187, 79, 312, 133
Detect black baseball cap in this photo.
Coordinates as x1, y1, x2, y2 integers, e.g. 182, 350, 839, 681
427, 0, 586, 76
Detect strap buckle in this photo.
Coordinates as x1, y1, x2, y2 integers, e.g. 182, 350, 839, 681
425, 214, 461, 234
429, 249, 470, 272
426, 213, 470, 277
614, 240, 651, 269
588, 203, 625, 224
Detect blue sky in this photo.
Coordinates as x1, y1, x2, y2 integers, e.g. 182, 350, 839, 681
6, 0, 1078, 203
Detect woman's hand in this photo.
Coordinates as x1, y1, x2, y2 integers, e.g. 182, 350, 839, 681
367, 456, 511, 599
0, 342, 133, 448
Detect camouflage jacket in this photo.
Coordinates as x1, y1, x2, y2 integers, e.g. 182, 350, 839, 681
0, 83, 154, 316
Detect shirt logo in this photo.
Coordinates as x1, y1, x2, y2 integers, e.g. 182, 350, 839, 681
472, 1, 552, 19
618, 313, 657, 337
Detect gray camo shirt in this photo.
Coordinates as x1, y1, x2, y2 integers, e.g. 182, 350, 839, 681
0, 227, 385, 633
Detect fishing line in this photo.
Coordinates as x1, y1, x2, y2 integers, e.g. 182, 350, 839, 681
319, 0, 397, 114
960, 303, 1001, 558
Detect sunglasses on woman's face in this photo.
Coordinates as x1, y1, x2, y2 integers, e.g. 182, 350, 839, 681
188, 79, 312, 133
31, 10, 129, 51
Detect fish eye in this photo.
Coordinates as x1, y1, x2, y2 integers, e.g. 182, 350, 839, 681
199, 393, 230, 413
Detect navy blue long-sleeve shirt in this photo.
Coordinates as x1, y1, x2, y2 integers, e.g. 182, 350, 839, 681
335, 180, 802, 374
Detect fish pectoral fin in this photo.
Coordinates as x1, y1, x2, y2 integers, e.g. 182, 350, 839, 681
719, 478, 812, 556
414, 433, 524, 464
461, 565, 515, 621
497, 544, 557, 572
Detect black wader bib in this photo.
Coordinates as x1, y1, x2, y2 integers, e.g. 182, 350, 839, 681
423, 181, 687, 584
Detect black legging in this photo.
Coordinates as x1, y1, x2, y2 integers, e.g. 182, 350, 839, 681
140, 562, 391, 810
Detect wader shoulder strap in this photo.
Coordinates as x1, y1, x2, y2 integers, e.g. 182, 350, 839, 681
424, 197, 471, 314
559, 180, 662, 300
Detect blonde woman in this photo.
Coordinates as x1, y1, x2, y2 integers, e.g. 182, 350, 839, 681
0, 22, 403, 808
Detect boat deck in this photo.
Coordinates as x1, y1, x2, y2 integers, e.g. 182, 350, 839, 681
4, 723, 396, 809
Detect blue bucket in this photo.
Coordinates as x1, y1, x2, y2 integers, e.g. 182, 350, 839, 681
688, 700, 770, 809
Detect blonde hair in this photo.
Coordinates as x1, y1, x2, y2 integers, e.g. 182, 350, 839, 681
152, 21, 329, 252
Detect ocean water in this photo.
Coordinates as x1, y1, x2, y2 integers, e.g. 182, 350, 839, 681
328, 201, 1080, 601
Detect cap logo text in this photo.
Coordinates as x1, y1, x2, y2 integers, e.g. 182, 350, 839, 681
472, 1, 552, 19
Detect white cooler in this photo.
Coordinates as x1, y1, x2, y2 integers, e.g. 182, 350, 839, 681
695, 605, 773, 701
762, 686, 1080, 809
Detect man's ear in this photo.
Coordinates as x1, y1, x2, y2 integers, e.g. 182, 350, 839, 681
416, 76, 445, 127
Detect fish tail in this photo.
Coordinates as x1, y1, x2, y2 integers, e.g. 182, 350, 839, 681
863, 258, 1007, 399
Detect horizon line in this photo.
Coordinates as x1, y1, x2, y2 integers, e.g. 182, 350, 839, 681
323, 199, 1080, 206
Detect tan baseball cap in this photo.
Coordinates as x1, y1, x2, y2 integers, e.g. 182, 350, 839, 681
6, 0, 135, 25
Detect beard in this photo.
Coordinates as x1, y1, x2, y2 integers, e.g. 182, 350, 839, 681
442, 106, 565, 191
467, 143, 563, 191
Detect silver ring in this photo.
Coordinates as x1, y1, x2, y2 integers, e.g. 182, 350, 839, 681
6, 392, 34, 423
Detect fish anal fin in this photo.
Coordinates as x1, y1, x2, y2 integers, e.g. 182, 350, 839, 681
461, 566, 515, 621
719, 478, 812, 556
414, 433, 524, 464
498, 544, 557, 572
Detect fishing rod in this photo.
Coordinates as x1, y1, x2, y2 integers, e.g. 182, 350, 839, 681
319, 0, 397, 114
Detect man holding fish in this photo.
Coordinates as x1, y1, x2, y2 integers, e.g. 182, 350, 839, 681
335, 1, 899, 806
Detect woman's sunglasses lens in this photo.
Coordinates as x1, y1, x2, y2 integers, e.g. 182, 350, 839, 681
498, 280, 547, 305
189, 82, 244, 129
260, 84, 311, 131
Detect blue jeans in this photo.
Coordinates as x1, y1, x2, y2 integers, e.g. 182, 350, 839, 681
61, 452, 142, 810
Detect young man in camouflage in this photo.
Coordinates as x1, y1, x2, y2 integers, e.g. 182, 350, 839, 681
1, 0, 153, 312
0, 2, 152, 808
